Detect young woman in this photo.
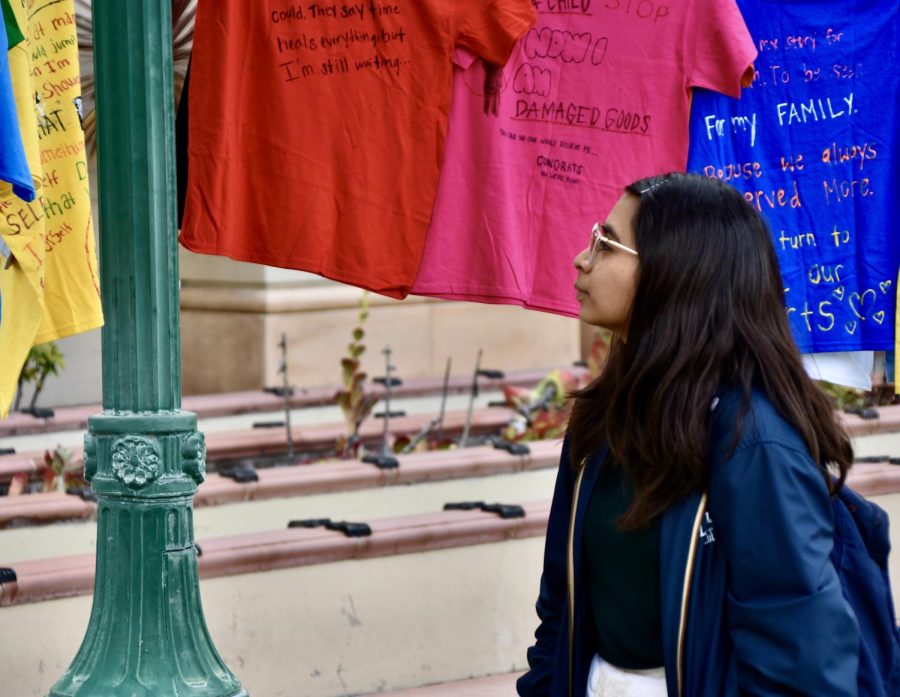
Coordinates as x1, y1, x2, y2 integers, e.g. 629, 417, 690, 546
517, 173, 859, 697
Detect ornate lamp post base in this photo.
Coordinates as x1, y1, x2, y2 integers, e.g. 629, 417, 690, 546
48, 413, 246, 697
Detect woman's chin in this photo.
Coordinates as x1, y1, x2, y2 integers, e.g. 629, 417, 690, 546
578, 308, 601, 327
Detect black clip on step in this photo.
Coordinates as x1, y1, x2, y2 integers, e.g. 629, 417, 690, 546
288, 518, 372, 537
444, 501, 526, 519
361, 453, 399, 469
491, 438, 531, 456
263, 386, 294, 398
844, 406, 879, 420
218, 461, 259, 483
66, 486, 97, 502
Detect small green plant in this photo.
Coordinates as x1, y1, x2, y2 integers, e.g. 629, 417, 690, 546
816, 380, 870, 411
6, 445, 85, 496
501, 369, 580, 443
335, 293, 378, 458
42, 445, 85, 492
14, 352, 41, 412
498, 330, 613, 444
15, 342, 64, 414
816, 376, 900, 413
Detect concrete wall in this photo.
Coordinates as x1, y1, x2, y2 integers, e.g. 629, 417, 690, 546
179, 249, 580, 396
24, 329, 102, 409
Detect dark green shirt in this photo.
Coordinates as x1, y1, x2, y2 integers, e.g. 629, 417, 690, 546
1, 0, 24, 49
583, 463, 664, 669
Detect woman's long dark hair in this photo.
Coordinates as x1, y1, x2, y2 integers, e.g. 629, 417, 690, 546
568, 173, 853, 530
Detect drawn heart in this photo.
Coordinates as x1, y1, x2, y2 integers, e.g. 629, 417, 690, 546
848, 289, 876, 320
872, 311, 885, 325
844, 320, 858, 335
832, 286, 845, 302
880, 280, 892, 294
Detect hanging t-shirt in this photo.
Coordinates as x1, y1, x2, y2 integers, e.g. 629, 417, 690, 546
410, 0, 756, 316
180, 0, 536, 298
802, 351, 873, 391
686, 0, 899, 353
0, 0, 33, 201
26, 0, 103, 342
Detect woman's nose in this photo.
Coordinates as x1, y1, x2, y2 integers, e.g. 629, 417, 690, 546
573, 247, 590, 271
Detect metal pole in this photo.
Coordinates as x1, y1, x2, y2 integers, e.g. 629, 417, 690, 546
279, 333, 295, 461
48, 2, 246, 695
435, 356, 452, 441
380, 345, 393, 457
460, 349, 483, 448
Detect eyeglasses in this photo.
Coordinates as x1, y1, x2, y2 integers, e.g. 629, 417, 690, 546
588, 223, 639, 265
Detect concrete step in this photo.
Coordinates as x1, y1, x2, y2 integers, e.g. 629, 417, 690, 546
0, 465, 559, 565
0, 498, 552, 607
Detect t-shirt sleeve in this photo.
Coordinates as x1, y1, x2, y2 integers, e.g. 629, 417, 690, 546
687, 0, 757, 98
455, 0, 536, 67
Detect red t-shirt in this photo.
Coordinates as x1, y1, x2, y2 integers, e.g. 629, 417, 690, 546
180, 0, 536, 298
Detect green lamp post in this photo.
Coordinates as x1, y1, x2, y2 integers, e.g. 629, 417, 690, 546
48, 1, 246, 695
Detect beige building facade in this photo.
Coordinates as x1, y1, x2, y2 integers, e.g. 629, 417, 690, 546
179, 250, 581, 396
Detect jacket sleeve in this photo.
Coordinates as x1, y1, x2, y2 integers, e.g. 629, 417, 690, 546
517, 438, 575, 697
708, 439, 860, 696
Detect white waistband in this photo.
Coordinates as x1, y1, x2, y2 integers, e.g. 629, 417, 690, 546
585, 654, 667, 697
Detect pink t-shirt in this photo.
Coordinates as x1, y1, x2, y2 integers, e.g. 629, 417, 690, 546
412, 0, 756, 316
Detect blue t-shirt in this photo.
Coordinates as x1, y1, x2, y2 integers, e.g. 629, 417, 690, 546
687, 0, 899, 353
1, 16, 34, 203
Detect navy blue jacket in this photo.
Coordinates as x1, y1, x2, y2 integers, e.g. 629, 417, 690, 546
517, 387, 860, 697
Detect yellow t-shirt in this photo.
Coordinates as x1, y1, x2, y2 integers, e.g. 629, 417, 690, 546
0, 0, 103, 341
0, 0, 102, 416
